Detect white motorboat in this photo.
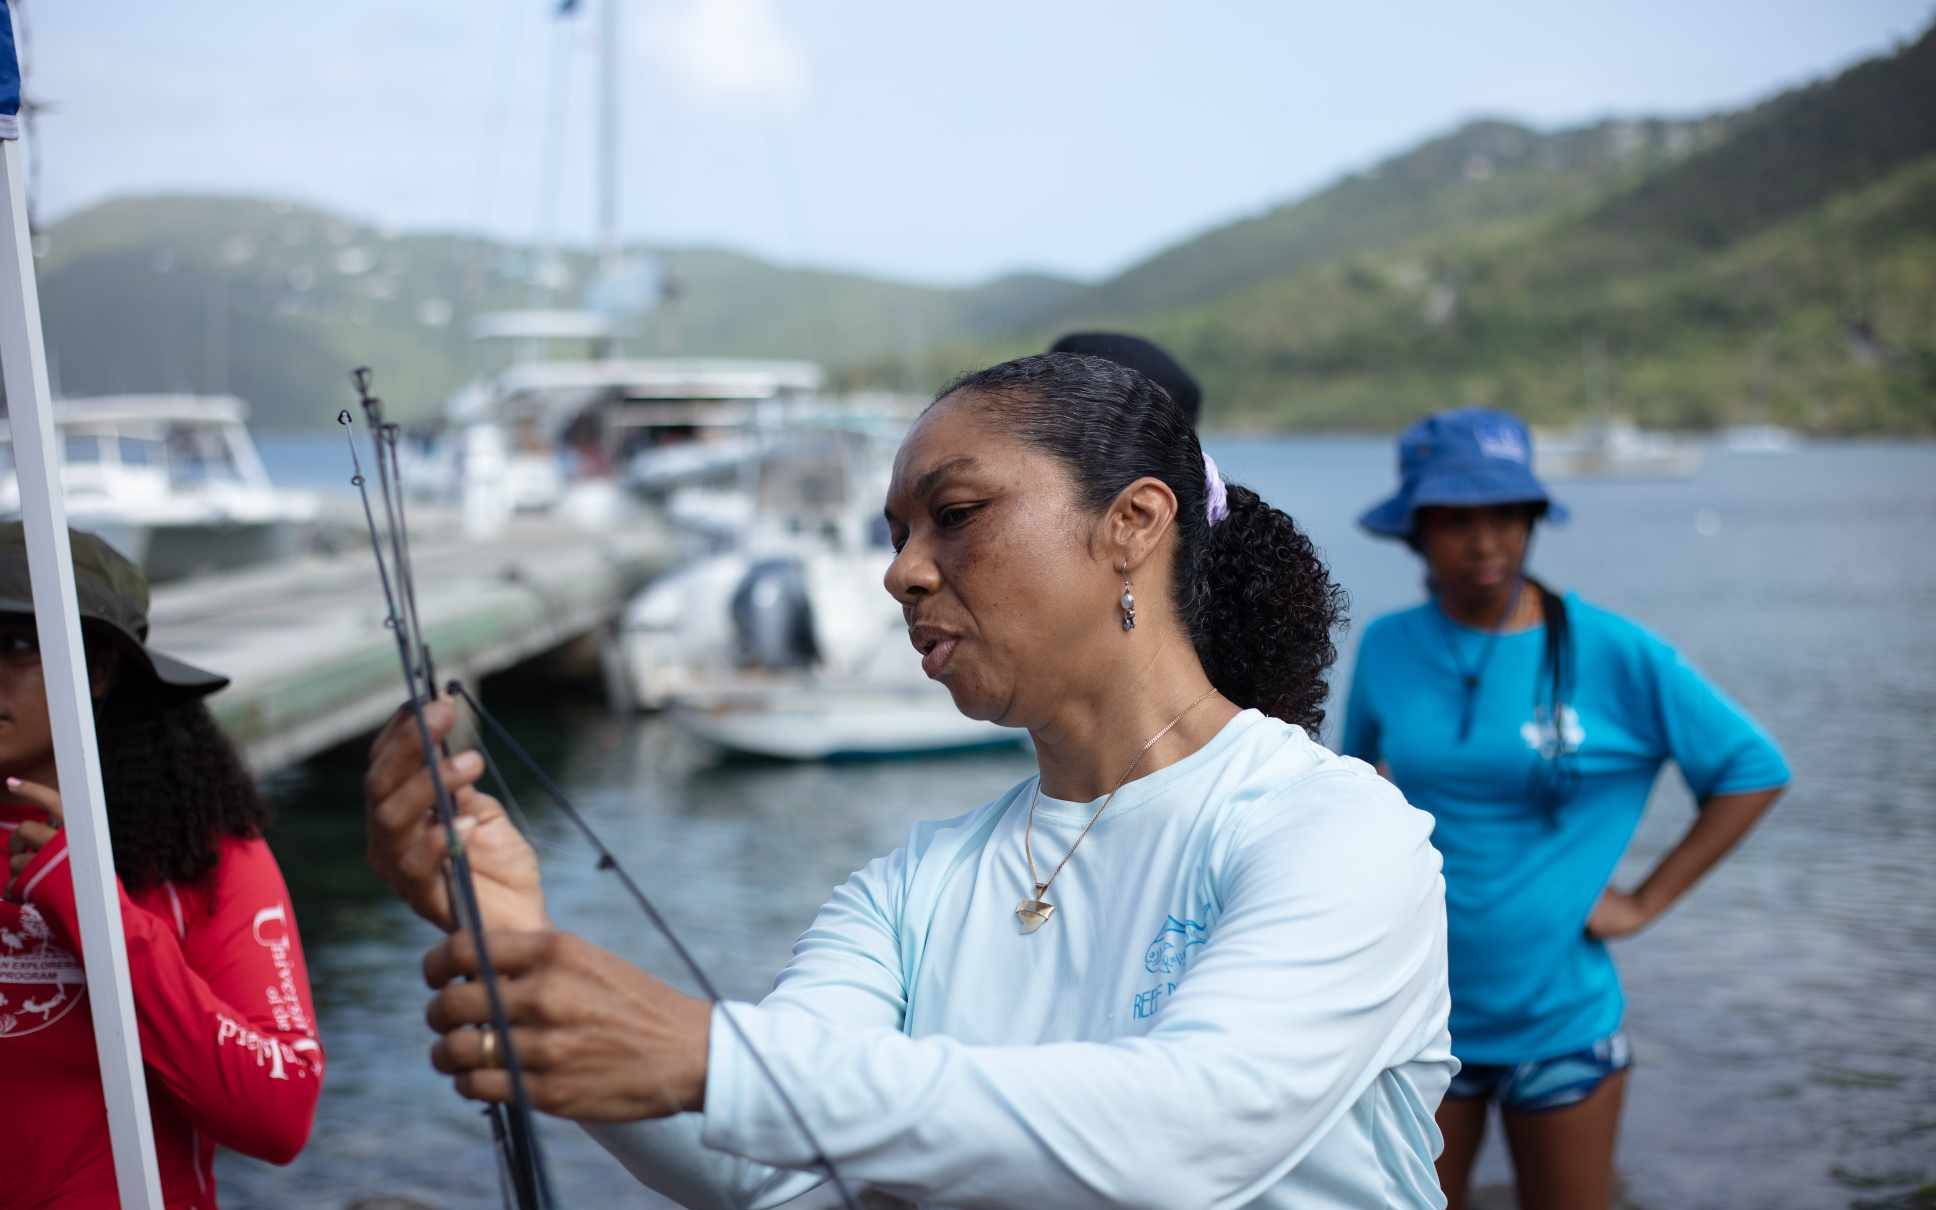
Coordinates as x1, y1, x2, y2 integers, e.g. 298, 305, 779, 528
415, 311, 830, 537
0, 395, 319, 581
1721, 424, 1803, 455
622, 435, 1021, 761
1534, 417, 1704, 481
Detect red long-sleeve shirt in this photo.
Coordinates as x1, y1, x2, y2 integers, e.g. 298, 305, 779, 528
1, 814, 324, 1209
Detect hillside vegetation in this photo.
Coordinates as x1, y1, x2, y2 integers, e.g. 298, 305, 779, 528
886, 22, 1936, 433
14, 21, 1936, 434
18, 199, 1079, 428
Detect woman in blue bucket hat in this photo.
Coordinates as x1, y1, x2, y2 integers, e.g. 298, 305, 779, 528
1341, 409, 1790, 1210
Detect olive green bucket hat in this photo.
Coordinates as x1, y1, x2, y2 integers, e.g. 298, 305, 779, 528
0, 521, 228, 699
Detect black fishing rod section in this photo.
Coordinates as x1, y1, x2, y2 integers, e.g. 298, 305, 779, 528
339, 373, 554, 1210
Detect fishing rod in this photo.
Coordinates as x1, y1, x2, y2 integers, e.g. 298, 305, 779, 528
442, 679, 860, 1210
340, 370, 860, 1210
339, 375, 551, 1210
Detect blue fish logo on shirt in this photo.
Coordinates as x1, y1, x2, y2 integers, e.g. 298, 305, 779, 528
1143, 915, 1209, 975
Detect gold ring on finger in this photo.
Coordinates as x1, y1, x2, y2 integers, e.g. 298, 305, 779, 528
478, 1026, 501, 1070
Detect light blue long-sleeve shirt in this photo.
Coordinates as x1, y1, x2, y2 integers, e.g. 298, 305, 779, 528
589, 709, 1455, 1209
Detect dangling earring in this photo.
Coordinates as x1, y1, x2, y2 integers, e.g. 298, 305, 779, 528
1120, 571, 1137, 632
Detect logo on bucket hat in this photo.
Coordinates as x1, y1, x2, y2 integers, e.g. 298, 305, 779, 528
1474, 424, 1530, 464
1358, 408, 1567, 539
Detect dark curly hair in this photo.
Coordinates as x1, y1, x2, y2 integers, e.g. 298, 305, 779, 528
88, 629, 270, 891
934, 353, 1349, 732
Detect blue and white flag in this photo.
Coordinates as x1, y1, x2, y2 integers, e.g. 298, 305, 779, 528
0, 3, 19, 141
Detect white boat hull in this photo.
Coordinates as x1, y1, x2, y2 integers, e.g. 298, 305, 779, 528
85, 518, 308, 584
670, 685, 1021, 760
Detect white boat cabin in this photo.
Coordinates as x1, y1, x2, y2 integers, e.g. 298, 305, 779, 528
0, 395, 316, 579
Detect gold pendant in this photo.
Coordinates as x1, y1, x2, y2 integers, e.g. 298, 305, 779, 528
1016, 884, 1055, 933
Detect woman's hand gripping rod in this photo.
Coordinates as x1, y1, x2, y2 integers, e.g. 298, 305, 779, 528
442, 678, 860, 1210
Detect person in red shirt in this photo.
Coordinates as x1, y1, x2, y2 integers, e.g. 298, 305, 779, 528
1, 524, 323, 1208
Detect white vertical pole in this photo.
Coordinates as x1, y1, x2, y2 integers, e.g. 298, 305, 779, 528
0, 135, 165, 1210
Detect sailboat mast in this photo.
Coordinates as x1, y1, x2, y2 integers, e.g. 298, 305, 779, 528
592, 0, 622, 360
598, 0, 620, 273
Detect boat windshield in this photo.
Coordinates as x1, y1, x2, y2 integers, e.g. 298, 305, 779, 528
166, 424, 243, 486
63, 433, 104, 464
119, 436, 162, 467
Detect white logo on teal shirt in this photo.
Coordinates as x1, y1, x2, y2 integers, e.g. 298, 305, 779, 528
1521, 705, 1585, 758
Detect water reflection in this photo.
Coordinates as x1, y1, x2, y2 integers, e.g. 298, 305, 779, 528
221, 439, 1936, 1210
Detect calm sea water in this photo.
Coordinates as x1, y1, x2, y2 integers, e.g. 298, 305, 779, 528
219, 436, 1936, 1210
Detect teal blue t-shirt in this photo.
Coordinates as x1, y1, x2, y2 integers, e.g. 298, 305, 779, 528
1340, 593, 1789, 1064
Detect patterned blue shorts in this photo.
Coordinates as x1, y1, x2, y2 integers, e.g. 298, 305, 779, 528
1445, 1030, 1633, 1113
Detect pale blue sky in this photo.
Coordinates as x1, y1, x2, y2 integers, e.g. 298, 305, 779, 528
23, 0, 1935, 283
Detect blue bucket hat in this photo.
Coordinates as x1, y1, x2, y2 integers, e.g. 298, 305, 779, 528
1358, 407, 1568, 539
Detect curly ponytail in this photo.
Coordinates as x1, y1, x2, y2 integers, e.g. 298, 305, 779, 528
935, 353, 1348, 732
1182, 484, 1346, 731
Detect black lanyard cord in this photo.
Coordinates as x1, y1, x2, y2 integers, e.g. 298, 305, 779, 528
1437, 578, 1525, 742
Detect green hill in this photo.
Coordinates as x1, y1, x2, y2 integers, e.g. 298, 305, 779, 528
1033, 115, 1728, 323
1589, 24, 1936, 248
18, 198, 1079, 430
890, 21, 1936, 434
13, 20, 1936, 435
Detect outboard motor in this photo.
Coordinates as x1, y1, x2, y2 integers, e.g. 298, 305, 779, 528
729, 557, 820, 670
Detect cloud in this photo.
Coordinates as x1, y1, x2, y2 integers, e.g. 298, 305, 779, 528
633, 0, 810, 111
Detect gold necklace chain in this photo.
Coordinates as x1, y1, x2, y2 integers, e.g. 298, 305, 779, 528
1018, 685, 1221, 932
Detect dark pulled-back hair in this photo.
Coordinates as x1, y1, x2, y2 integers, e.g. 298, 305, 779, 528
935, 353, 1348, 732
88, 634, 270, 890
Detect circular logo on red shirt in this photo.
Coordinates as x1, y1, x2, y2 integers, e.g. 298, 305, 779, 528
0, 903, 87, 1039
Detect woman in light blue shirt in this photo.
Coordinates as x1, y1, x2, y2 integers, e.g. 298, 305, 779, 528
1342, 408, 1789, 1210
365, 353, 1458, 1208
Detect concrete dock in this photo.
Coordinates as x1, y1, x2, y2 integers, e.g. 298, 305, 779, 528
147, 514, 677, 773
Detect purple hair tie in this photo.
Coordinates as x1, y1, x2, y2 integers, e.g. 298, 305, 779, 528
1203, 452, 1229, 526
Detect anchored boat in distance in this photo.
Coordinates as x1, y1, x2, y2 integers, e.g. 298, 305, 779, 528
1534, 416, 1705, 481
